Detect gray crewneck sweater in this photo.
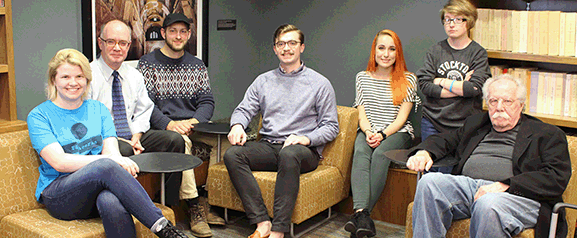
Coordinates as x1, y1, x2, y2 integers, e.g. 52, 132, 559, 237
230, 65, 339, 155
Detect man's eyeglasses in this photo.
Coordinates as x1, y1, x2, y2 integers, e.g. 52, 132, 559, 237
99, 37, 130, 48
443, 17, 467, 25
274, 40, 301, 49
488, 98, 516, 107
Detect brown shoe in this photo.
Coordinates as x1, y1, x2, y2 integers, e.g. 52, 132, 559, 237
199, 196, 226, 225
248, 230, 270, 238
207, 209, 226, 225
189, 203, 212, 237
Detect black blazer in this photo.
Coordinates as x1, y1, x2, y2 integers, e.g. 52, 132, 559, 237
411, 113, 571, 238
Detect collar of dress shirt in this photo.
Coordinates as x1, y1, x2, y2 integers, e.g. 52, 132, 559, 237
278, 61, 305, 75
96, 57, 129, 82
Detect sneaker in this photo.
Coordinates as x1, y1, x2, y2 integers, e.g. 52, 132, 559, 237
356, 210, 376, 238
199, 196, 226, 225
344, 211, 361, 234
154, 221, 188, 238
189, 203, 212, 237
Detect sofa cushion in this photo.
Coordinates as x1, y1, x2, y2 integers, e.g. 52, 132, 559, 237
0, 203, 175, 238
207, 162, 345, 224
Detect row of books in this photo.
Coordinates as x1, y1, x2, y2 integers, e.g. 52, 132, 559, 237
491, 65, 577, 118
472, 9, 577, 57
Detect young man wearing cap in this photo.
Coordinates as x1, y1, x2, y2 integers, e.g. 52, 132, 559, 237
138, 13, 219, 238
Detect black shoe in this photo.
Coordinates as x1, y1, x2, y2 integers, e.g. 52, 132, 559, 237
356, 210, 376, 238
344, 211, 361, 233
155, 221, 188, 238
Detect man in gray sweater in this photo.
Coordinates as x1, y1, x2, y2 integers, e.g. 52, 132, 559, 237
223, 24, 339, 238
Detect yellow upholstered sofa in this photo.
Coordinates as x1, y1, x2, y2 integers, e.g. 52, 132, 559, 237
0, 129, 175, 237
206, 106, 358, 231
405, 135, 577, 238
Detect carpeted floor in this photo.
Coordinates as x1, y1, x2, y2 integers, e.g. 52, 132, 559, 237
176, 208, 405, 238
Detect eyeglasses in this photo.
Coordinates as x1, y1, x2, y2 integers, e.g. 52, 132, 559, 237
274, 40, 301, 49
443, 17, 467, 25
166, 28, 190, 36
487, 98, 516, 107
99, 37, 130, 48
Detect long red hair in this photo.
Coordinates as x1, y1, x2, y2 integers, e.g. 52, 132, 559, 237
366, 29, 411, 106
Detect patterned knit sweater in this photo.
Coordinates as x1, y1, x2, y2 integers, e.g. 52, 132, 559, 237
138, 49, 214, 130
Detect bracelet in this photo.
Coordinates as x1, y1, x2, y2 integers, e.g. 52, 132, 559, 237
449, 79, 456, 92
364, 129, 371, 134
378, 131, 387, 140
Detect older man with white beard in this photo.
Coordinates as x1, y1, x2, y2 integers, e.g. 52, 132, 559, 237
406, 74, 572, 238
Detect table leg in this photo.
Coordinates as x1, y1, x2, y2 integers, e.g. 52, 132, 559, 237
161, 172, 165, 206
217, 134, 222, 163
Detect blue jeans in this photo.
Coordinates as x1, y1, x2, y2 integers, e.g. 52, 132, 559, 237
351, 131, 412, 211
41, 159, 164, 238
421, 117, 452, 173
412, 173, 540, 238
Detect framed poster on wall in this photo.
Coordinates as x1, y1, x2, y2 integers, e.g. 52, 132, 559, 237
81, 0, 208, 66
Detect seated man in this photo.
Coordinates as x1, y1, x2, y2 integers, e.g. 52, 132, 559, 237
406, 74, 572, 237
89, 19, 194, 223
223, 24, 339, 238
138, 13, 223, 237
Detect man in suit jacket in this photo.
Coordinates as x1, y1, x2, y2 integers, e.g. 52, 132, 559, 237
406, 74, 571, 238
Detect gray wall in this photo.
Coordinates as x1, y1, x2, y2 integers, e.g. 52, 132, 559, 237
208, 0, 446, 119
12, 0, 82, 120
12, 0, 446, 121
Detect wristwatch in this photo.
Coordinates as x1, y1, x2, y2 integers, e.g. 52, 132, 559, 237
378, 131, 387, 140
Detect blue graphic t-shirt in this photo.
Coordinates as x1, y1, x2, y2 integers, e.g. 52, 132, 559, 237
27, 99, 116, 201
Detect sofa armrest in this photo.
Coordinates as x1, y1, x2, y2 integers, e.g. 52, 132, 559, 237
0, 130, 44, 220
321, 106, 358, 180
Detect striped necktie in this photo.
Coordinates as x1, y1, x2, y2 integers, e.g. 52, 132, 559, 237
111, 71, 132, 140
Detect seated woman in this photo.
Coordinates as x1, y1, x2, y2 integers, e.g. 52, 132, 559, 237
26, 48, 187, 238
345, 29, 419, 238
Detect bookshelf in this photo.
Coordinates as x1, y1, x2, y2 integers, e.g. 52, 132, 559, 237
487, 50, 577, 65
472, 0, 577, 130
0, 0, 27, 133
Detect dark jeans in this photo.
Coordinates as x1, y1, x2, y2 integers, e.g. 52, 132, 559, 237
117, 129, 185, 155
41, 159, 164, 238
223, 140, 320, 233
118, 129, 185, 206
421, 117, 452, 174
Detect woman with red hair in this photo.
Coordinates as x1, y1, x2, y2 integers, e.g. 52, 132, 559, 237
345, 29, 419, 238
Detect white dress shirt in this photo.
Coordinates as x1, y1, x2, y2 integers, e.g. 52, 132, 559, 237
89, 57, 153, 135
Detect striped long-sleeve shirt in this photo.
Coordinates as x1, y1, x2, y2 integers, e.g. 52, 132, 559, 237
353, 71, 420, 138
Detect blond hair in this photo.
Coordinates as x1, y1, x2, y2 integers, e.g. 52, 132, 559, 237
46, 48, 92, 100
440, 0, 478, 36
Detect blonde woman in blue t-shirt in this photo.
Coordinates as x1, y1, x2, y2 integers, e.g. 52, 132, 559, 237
27, 48, 186, 238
